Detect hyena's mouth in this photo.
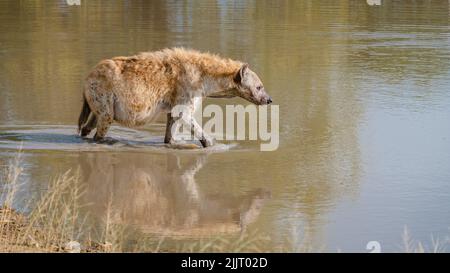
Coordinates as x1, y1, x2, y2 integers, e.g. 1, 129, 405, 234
246, 96, 261, 105
255, 96, 273, 105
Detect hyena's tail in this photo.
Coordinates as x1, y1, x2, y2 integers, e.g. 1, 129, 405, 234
78, 94, 91, 134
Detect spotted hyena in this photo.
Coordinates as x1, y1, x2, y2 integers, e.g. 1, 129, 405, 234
78, 48, 272, 147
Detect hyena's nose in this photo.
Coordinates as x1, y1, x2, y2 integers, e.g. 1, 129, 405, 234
267, 97, 272, 104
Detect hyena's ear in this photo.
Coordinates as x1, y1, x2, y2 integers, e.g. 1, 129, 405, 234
234, 63, 249, 84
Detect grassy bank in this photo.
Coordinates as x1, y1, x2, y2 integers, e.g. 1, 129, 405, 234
0, 153, 103, 252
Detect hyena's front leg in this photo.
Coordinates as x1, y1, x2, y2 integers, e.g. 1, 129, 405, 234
190, 96, 215, 148
164, 113, 175, 144
166, 108, 215, 148
190, 118, 215, 148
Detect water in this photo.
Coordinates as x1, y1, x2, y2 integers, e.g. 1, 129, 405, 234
1, 0, 450, 252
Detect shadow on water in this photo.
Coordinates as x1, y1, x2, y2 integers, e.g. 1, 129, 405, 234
0, 125, 161, 150
0, 132, 85, 144
0, 125, 238, 152
79, 151, 271, 237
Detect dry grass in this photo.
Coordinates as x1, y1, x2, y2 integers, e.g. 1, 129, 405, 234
0, 152, 91, 252
401, 226, 448, 253
0, 152, 124, 252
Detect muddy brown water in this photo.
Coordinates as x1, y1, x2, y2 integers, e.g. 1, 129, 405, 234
1, 1, 450, 252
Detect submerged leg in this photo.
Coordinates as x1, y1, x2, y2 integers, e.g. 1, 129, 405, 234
80, 113, 98, 137
190, 118, 215, 148
167, 101, 215, 148
181, 110, 215, 147
93, 114, 112, 141
189, 97, 215, 147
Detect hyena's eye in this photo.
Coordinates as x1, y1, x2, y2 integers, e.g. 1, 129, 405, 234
256, 85, 263, 91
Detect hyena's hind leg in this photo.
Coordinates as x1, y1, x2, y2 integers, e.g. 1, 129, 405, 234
89, 91, 115, 142
80, 114, 97, 137
93, 113, 113, 142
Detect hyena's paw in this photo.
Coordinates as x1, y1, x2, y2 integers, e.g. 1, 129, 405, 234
93, 133, 103, 142
200, 136, 216, 148
80, 128, 92, 137
93, 134, 117, 145
166, 141, 202, 150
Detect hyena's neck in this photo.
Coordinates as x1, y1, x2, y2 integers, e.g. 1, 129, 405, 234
200, 75, 236, 96
179, 51, 242, 96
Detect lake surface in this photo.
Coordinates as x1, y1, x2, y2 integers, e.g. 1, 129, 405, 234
1, 0, 450, 252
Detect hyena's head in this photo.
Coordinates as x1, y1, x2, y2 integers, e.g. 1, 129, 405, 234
233, 64, 272, 105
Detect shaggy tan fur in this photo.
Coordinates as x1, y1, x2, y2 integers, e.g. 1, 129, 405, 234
78, 48, 271, 147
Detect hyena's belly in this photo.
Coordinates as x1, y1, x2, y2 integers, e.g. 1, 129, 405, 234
113, 100, 166, 127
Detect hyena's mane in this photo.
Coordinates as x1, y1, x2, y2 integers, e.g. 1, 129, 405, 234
139, 47, 243, 79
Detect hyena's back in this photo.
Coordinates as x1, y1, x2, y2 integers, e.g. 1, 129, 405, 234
83, 55, 177, 127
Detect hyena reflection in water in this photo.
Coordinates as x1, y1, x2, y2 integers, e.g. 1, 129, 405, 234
79, 152, 270, 236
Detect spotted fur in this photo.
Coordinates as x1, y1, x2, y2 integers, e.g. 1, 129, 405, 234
78, 48, 271, 146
